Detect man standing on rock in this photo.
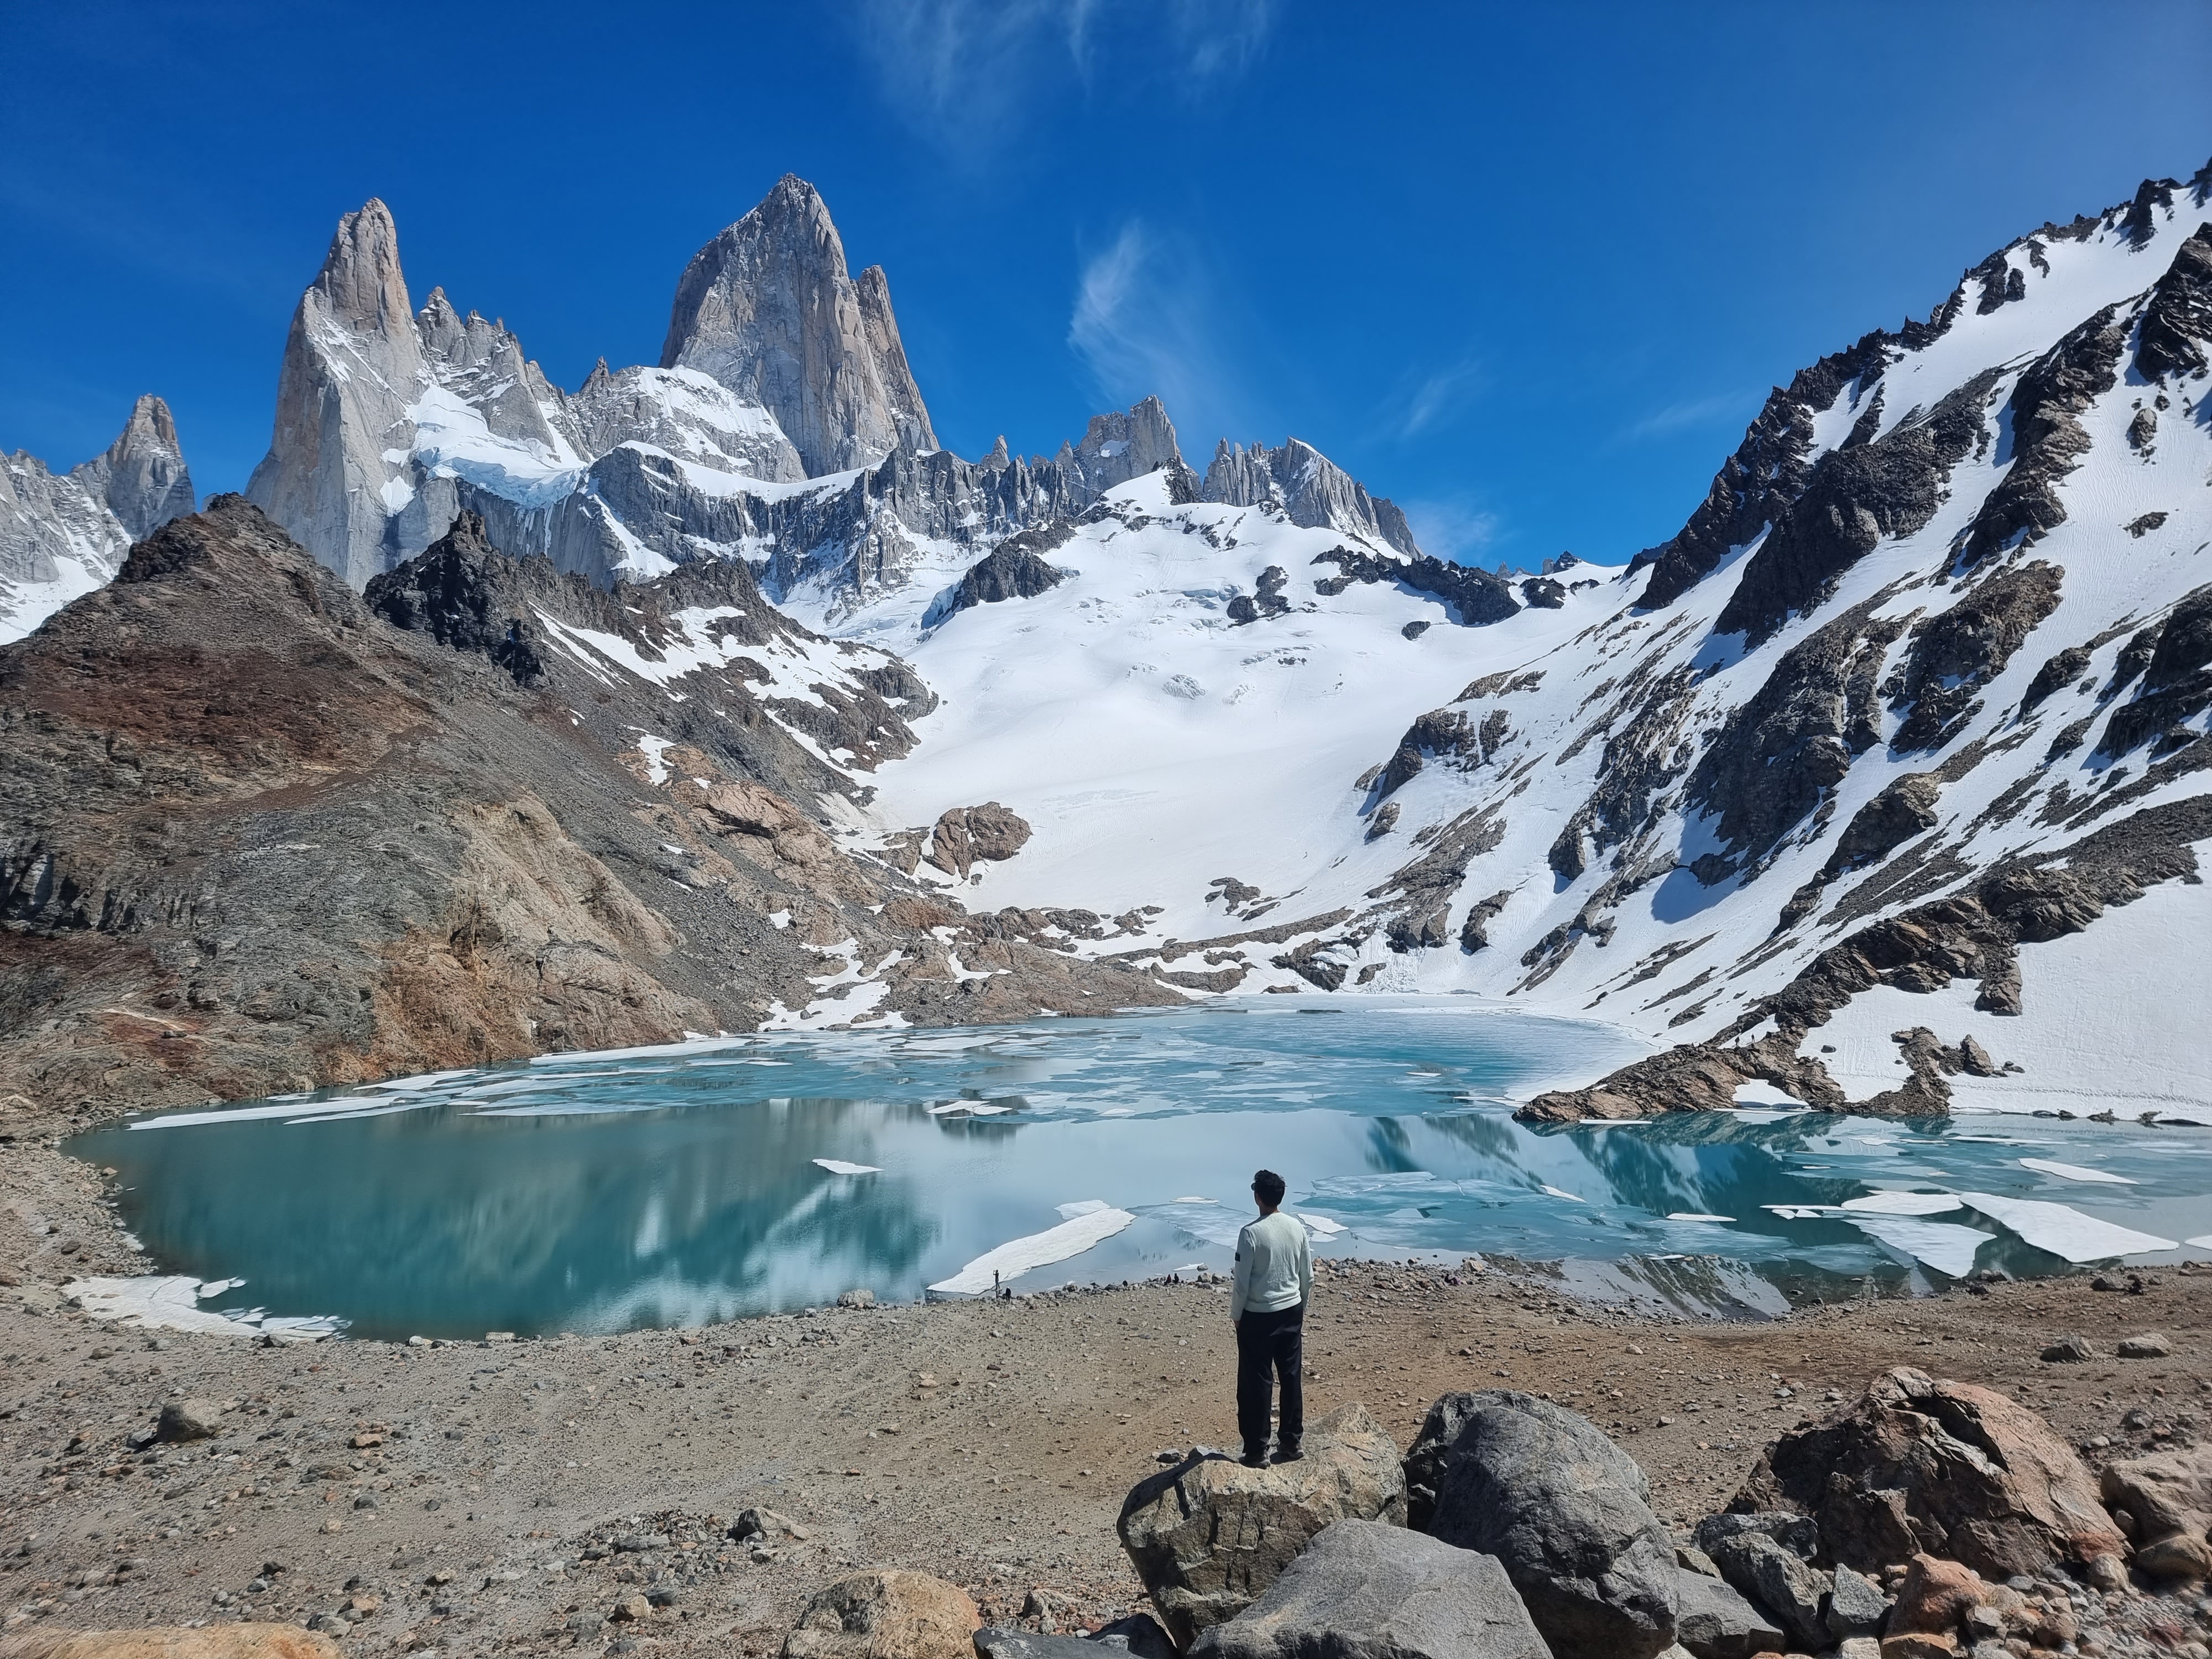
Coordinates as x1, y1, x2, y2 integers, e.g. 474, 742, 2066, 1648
1230, 1168, 1312, 1467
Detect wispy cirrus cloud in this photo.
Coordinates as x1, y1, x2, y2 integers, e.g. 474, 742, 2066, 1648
1385, 356, 1485, 440
1068, 219, 1255, 450
1399, 496, 1503, 566
1616, 390, 1757, 445
844, 0, 1277, 161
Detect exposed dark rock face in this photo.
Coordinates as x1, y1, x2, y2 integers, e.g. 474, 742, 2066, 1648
1519, 576, 1565, 609
933, 525, 1073, 623
2098, 581, 2212, 758
1458, 889, 1512, 953
1227, 566, 1290, 625
365, 510, 552, 685
1685, 601, 1904, 869
1955, 307, 2128, 570
2120, 176, 2180, 247
1830, 774, 1942, 872
0, 499, 1175, 1119
1888, 561, 2063, 751
1375, 707, 1506, 798
1369, 806, 1507, 953
2135, 223, 2212, 383
2128, 406, 2159, 451
1634, 333, 1891, 611
1715, 371, 1995, 643
2021, 645, 2092, 713
1311, 546, 1519, 627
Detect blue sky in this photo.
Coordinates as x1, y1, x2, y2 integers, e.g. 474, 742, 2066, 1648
2, 1, 2205, 568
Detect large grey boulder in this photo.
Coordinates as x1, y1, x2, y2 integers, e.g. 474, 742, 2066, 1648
1426, 1391, 1677, 1659
1118, 1404, 1406, 1648
1671, 1567, 1782, 1659
1190, 1520, 1553, 1659
1692, 1515, 1829, 1652
1404, 1390, 1483, 1531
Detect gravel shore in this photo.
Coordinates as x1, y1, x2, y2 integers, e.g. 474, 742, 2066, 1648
5, 1137, 2209, 1655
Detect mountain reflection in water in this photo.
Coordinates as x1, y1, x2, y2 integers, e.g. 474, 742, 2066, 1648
68, 1003, 2212, 1339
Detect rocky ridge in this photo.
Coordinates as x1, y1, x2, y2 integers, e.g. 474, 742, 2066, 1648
0, 497, 1177, 1126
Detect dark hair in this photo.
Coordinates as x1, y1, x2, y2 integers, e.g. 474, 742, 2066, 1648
1251, 1169, 1286, 1207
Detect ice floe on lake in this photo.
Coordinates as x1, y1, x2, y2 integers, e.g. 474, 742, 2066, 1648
927, 1206, 1136, 1296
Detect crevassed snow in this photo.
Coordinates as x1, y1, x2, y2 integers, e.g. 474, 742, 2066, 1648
407, 384, 586, 507
926, 1207, 1135, 1295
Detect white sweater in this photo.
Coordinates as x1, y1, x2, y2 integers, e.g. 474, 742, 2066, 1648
1230, 1211, 1313, 1317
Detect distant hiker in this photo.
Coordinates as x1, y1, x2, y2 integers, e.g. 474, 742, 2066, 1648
1230, 1167, 1312, 1467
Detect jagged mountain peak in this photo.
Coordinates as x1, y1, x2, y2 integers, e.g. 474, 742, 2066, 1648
1201, 433, 1421, 556
2, 394, 195, 642
660, 174, 937, 477
312, 196, 410, 335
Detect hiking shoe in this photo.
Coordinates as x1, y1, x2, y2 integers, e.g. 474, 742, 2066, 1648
1272, 1445, 1303, 1464
1238, 1449, 1269, 1468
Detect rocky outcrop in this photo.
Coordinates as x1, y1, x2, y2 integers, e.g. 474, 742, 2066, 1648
2, 396, 194, 643
1955, 306, 2128, 570
926, 805, 1032, 879
1634, 332, 1892, 611
1424, 1391, 1679, 1659
1203, 439, 1420, 556
1189, 1520, 1552, 1659
1311, 545, 1518, 627
1684, 601, 1905, 870
932, 525, 1073, 624
2135, 222, 2212, 384
662, 174, 937, 477
780, 1569, 979, 1659
1715, 369, 1995, 644
1725, 1367, 2125, 1578
1888, 560, 2063, 750
1832, 774, 1942, 872
2098, 580, 2212, 758
1116, 1405, 1406, 1648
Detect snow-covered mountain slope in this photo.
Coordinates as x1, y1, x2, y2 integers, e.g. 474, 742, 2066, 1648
839, 163, 2212, 1117
1, 394, 194, 643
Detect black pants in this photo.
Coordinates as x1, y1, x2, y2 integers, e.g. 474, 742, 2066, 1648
1235, 1302, 1305, 1457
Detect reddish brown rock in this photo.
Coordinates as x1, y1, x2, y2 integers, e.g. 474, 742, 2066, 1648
781, 1569, 980, 1659
2102, 1445, 2212, 1583
1727, 1368, 2124, 1577
0, 1630, 341, 1659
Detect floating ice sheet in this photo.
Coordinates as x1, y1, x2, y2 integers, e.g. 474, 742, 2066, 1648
1667, 1213, 1736, 1223
1840, 1192, 1963, 1215
65, 1275, 342, 1341
1293, 1211, 1347, 1235
2020, 1158, 2136, 1185
1843, 1215, 1993, 1278
1056, 1199, 1111, 1219
1539, 1185, 1586, 1203
927, 1207, 1135, 1295
812, 1159, 881, 1176
1955, 1193, 2177, 1262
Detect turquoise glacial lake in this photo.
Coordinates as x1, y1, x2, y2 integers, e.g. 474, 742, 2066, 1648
66, 1000, 2212, 1340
